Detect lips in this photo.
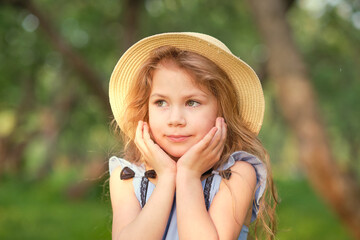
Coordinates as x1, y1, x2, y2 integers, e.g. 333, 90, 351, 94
166, 135, 191, 142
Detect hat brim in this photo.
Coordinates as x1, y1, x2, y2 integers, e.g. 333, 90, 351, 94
109, 32, 264, 135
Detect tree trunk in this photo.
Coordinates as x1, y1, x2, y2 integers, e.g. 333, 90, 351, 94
123, 0, 142, 50
0, 70, 38, 175
248, 0, 360, 239
36, 74, 78, 180
0, 0, 111, 115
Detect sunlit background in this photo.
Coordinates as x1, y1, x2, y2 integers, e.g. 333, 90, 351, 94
0, 0, 359, 239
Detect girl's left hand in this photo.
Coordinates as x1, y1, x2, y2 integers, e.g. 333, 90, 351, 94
177, 117, 227, 179
134, 121, 176, 178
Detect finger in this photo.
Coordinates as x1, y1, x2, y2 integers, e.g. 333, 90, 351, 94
135, 121, 146, 148
219, 118, 226, 145
142, 122, 170, 160
143, 123, 152, 140
214, 118, 227, 153
135, 121, 143, 144
196, 126, 218, 151
222, 118, 227, 143
134, 122, 143, 146
209, 117, 223, 150
142, 122, 155, 148
134, 121, 149, 156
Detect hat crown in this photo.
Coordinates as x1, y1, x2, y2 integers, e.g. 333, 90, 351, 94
183, 32, 232, 54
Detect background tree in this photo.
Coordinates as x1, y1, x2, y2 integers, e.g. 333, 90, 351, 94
0, 0, 359, 239
248, 0, 360, 238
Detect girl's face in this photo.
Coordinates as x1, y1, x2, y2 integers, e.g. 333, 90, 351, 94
148, 61, 219, 159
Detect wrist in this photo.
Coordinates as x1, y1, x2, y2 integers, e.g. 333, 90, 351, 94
176, 166, 201, 182
157, 166, 177, 182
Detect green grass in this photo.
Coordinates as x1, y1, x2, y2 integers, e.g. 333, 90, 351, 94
275, 179, 353, 240
0, 178, 112, 240
0, 177, 354, 239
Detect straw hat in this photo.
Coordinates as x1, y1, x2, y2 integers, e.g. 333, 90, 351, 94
109, 32, 264, 135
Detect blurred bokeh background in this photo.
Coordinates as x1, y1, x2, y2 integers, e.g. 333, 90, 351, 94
0, 0, 359, 239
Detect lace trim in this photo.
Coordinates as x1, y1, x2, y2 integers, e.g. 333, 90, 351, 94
203, 174, 214, 211
140, 177, 149, 208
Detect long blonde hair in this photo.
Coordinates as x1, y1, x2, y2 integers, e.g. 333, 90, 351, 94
112, 46, 278, 239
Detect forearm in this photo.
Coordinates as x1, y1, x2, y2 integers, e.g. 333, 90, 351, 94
114, 172, 176, 240
176, 169, 219, 240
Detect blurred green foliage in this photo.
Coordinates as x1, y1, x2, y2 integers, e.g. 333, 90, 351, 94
276, 179, 352, 240
0, 176, 112, 240
0, 0, 359, 239
0, 178, 352, 239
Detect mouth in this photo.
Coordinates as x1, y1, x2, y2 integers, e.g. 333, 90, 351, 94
166, 135, 191, 143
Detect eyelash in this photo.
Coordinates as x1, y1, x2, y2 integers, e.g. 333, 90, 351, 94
153, 100, 201, 107
154, 100, 167, 107
186, 100, 200, 107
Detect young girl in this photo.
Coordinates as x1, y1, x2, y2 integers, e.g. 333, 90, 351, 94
108, 32, 277, 240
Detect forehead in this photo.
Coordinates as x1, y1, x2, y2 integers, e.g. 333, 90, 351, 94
151, 60, 212, 95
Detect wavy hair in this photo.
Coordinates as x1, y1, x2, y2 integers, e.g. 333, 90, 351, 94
111, 46, 278, 239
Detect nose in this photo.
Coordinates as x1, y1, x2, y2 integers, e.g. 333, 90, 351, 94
168, 106, 186, 127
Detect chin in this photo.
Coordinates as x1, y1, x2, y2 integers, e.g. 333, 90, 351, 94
164, 149, 187, 160
168, 152, 184, 159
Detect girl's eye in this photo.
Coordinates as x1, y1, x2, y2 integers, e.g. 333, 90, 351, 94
155, 100, 167, 107
186, 100, 200, 107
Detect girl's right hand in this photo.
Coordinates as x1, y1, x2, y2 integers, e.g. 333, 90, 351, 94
134, 121, 176, 178
177, 117, 227, 179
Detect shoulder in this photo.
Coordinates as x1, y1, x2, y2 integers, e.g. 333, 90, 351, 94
217, 161, 257, 202
109, 156, 146, 176
109, 165, 134, 206
109, 164, 125, 185
228, 160, 257, 190
109, 157, 139, 211
221, 151, 266, 195
231, 159, 256, 174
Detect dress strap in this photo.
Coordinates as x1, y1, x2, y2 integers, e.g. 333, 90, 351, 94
140, 177, 150, 208
203, 174, 214, 211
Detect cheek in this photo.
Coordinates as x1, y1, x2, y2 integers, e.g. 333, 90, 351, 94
148, 109, 159, 128
148, 106, 156, 125
203, 119, 216, 132
148, 110, 162, 138
194, 114, 217, 137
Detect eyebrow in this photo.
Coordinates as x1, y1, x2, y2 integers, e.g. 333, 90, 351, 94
149, 92, 209, 99
149, 93, 167, 99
